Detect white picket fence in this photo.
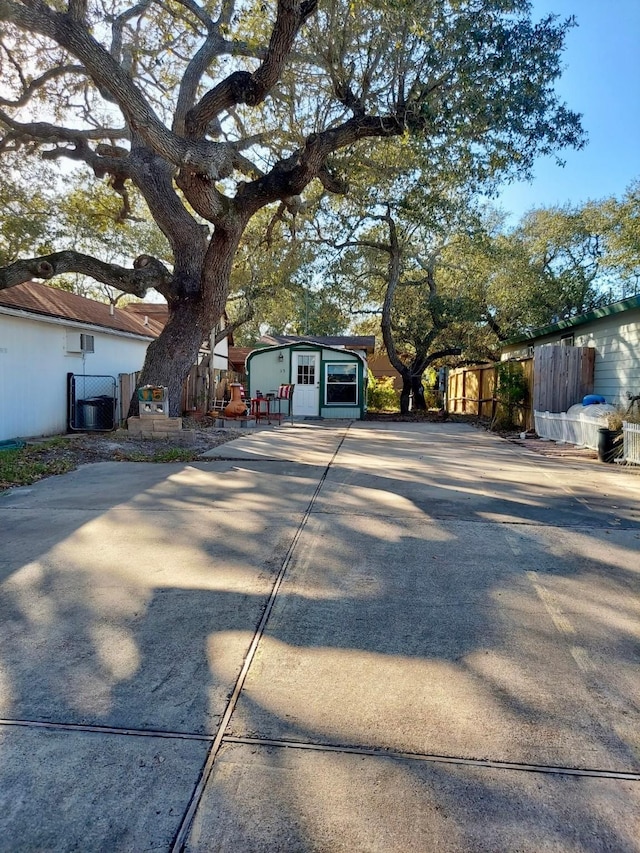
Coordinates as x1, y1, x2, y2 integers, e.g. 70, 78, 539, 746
623, 421, 640, 464
534, 410, 640, 463
533, 410, 603, 450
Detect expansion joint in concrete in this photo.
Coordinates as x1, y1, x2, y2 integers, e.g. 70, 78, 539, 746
170, 425, 353, 852
222, 735, 640, 782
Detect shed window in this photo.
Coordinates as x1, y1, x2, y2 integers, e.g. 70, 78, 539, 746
325, 363, 357, 405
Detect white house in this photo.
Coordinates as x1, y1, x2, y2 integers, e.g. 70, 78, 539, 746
0, 282, 155, 441
0, 283, 230, 441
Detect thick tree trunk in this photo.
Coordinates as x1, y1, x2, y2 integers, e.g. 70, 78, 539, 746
129, 229, 239, 419
400, 373, 412, 415
130, 299, 208, 417
399, 371, 426, 414
411, 374, 427, 411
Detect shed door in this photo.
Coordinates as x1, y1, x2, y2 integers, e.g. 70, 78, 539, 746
292, 352, 319, 416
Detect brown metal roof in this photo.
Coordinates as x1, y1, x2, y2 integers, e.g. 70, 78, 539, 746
0, 281, 155, 337
122, 302, 169, 337
228, 346, 255, 371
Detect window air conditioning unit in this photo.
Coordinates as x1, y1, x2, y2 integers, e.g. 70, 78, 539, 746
67, 332, 95, 353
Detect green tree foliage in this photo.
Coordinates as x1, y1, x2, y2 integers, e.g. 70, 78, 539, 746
321, 195, 495, 412
596, 182, 640, 293
366, 372, 399, 412
493, 360, 528, 428
0, 155, 57, 266
477, 191, 640, 343
227, 208, 349, 343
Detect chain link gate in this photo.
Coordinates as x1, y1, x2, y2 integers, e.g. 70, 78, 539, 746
68, 374, 117, 431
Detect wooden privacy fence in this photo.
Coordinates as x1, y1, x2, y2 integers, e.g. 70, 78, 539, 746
447, 359, 534, 430
118, 366, 210, 423
447, 346, 596, 432
118, 371, 140, 423
533, 346, 595, 414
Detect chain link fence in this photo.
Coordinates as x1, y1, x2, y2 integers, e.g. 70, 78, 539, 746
68, 374, 117, 431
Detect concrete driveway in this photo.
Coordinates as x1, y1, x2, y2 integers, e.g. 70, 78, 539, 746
0, 421, 639, 852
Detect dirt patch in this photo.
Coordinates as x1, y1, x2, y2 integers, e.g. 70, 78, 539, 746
23, 418, 244, 467
364, 410, 459, 423
506, 435, 598, 461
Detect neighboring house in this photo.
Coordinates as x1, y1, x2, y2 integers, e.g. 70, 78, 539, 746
501, 295, 640, 409
247, 340, 369, 419
0, 282, 154, 441
368, 351, 402, 391
228, 346, 255, 381
0, 283, 229, 441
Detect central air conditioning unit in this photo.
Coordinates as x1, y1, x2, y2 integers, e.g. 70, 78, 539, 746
67, 332, 95, 353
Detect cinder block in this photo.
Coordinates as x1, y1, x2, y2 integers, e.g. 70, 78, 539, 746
139, 399, 169, 417
127, 417, 143, 434
127, 416, 182, 438
215, 417, 256, 429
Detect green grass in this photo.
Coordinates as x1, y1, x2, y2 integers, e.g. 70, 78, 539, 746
0, 439, 75, 492
0, 437, 203, 493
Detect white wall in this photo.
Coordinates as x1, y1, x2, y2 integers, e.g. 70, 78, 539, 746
0, 311, 150, 441
211, 334, 229, 372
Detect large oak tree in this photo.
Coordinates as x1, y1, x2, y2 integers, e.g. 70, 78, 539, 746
0, 0, 582, 414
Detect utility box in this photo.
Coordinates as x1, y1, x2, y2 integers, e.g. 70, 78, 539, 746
138, 385, 169, 417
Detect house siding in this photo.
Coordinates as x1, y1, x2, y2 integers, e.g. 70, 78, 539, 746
320, 407, 361, 419
574, 316, 640, 406
247, 348, 289, 398
502, 307, 640, 409
0, 312, 149, 441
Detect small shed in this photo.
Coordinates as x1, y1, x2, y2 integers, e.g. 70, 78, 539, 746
246, 341, 367, 419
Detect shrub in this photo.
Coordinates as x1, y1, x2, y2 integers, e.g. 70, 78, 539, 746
367, 373, 399, 412
493, 361, 528, 430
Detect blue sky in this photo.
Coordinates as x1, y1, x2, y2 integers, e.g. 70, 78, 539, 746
498, 0, 640, 224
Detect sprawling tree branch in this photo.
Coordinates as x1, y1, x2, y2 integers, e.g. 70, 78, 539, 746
0, 250, 172, 297
185, 0, 318, 138
0, 63, 85, 107
236, 114, 403, 217
0, 0, 233, 177
0, 111, 128, 152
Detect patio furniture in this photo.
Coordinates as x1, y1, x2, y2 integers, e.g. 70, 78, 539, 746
272, 384, 295, 424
